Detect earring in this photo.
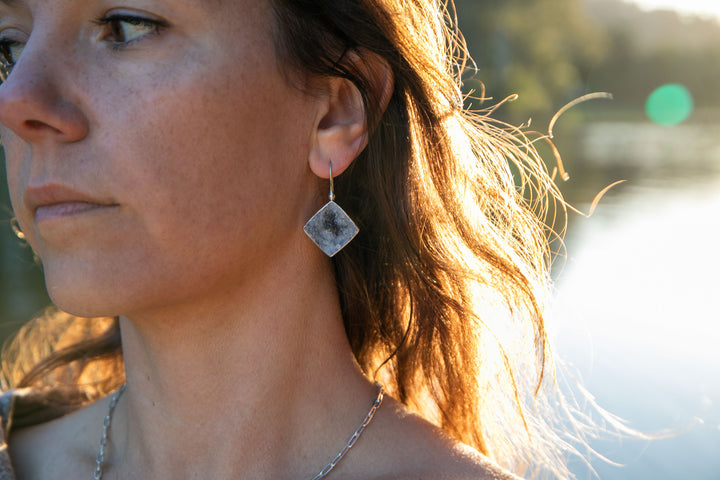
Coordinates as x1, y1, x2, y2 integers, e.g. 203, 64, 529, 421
303, 162, 359, 257
11, 218, 25, 240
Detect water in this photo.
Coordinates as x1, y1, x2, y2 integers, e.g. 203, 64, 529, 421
550, 122, 720, 479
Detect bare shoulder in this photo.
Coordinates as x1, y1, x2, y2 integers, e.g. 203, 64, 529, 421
360, 396, 523, 480
9, 397, 107, 479
388, 444, 525, 480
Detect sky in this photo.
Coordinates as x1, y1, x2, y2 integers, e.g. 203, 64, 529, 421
630, 0, 720, 20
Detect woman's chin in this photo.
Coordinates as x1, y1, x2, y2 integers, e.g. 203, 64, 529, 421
44, 276, 125, 319
48, 296, 118, 319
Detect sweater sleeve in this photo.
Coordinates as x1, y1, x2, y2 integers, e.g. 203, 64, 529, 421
0, 390, 17, 480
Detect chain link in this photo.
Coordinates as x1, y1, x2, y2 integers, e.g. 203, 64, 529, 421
310, 383, 384, 480
94, 382, 383, 480
94, 383, 126, 480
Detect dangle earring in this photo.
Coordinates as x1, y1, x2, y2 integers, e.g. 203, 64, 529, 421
303, 162, 359, 257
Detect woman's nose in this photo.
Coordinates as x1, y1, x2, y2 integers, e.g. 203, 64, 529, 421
0, 47, 89, 144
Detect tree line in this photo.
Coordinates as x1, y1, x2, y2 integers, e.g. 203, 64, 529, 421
454, 0, 720, 125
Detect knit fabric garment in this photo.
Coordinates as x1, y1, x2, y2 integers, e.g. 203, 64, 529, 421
0, 388, 80, 480
0, 390, 18, 480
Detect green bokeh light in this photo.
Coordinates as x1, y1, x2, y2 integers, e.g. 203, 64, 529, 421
645, 84, 694, 126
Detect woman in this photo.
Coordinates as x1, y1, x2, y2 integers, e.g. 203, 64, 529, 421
0, 0, 580, 478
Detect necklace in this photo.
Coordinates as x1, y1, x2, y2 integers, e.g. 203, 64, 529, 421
93, 383, 384, 480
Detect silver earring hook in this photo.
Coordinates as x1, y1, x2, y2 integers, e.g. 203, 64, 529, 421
329, 162, 335, 202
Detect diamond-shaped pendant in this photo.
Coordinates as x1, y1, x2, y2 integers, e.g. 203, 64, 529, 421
303, 201, 359, 257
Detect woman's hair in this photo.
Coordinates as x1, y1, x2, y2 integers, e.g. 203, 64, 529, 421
2, 1, 585, 478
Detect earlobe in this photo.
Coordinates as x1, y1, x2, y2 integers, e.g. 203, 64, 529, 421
308, 50, 394, 179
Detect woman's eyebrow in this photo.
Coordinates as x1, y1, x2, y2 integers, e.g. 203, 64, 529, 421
0, 0, 20, 10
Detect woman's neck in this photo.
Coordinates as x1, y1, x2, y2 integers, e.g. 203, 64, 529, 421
109, 249, 377, 480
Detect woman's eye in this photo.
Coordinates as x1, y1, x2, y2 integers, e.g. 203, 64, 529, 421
96, 14, 167, 47
0, 39, 24, 67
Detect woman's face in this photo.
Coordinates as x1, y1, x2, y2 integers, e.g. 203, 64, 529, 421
0, 0, 323, 316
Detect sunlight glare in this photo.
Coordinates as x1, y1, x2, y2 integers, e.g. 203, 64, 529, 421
630, 0, 720, 21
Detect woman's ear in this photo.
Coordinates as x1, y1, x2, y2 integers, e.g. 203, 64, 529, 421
308, 50, 394, 179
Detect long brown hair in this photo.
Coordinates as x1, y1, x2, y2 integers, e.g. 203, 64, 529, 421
3, 1, 581, 477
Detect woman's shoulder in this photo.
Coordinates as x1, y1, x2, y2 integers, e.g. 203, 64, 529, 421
0, 388, 107, 480
363, 397, 523, 480
370, 446, 524, 480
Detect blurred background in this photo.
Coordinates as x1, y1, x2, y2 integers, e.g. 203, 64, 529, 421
453, 0, 720, 478
1, 0, 718, 478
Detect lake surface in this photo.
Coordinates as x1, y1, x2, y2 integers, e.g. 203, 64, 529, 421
550, 121, 720, 479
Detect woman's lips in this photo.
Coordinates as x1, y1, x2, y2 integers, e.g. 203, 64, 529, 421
24, 183, 119, 222
34, 201, 118, 222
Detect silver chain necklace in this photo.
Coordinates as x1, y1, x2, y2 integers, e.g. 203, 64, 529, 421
93, 383, 384, 480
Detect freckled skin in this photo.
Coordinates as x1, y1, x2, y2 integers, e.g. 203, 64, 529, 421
0, 0, 322, 318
